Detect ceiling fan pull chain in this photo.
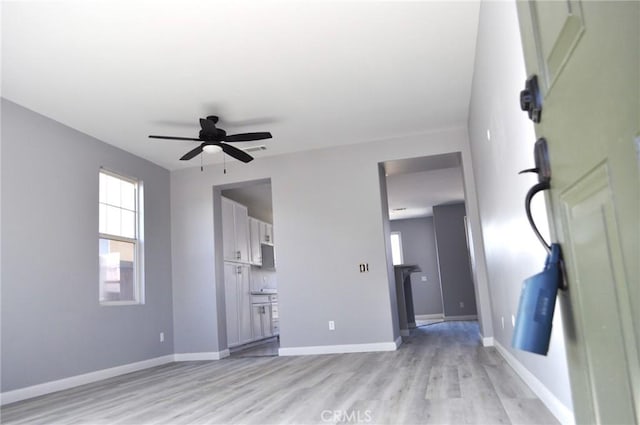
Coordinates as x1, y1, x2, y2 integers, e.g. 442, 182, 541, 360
200, 152, 203, 172
224, 153, 227, 174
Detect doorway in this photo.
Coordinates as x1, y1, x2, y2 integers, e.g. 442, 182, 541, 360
215, 179, 280, 358
381, 152, 479, 333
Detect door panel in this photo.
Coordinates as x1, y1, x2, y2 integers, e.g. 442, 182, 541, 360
529, 0, 585, 89
560, 164, 637, 424
517, 1, 639, 423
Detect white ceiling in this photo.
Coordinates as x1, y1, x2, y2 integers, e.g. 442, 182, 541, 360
384, 153, 465, 220
2, 0, 481, 171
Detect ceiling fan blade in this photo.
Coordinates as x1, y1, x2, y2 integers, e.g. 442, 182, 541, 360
221, 143, 254, 163
199, 118, 218, 133
149, 135, 202, 141
180, 144, 204, 161
225, 132, 273, 142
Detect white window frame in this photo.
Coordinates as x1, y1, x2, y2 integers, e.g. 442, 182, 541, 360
390, 231, 404, 266
99, 168, 145, 306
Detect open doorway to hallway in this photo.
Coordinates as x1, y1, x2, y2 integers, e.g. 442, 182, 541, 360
381, 152, 479, 334
215, 179, 280, 358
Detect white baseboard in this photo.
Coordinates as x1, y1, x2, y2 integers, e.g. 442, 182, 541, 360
494, 341, 574, 425
0, 354, 174, 406
481, 336, 494, 347
1, 348, 234, 406
174, 350, 230, 361
444, 314, 478, 321
415, 314, 444, 320
279, 339, 400, 356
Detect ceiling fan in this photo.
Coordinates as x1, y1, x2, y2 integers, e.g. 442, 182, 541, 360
149, 115, 272, 163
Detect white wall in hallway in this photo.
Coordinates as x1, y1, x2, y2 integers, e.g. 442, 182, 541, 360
468, 0, 572, 414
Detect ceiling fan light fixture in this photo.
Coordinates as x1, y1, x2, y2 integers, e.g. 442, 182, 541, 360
202, 144, 223, 154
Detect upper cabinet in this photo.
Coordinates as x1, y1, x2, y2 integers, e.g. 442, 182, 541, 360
248, 216, 275, 266
249, 217, 262, 266
222, 197, 250, 263
259, 221, 274, 246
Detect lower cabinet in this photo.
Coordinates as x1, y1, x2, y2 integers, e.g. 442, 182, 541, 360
251, 303, 273, 340
225, 262, 252, 347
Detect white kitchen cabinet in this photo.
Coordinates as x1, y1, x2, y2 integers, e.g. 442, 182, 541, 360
249, 217, 275, 266
251, 304, 265, 340
225, 262, 252, 347
222, 197, 250, 263
262, 304, 273, 338
251, 303, 273, 340
249, 217, 262, 266
259, 221, 274, 245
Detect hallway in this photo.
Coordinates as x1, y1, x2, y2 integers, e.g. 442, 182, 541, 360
1, 321, 557, 424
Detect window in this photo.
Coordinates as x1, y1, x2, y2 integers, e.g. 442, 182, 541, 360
99, 170, 144, 304
390, 232, 404, 265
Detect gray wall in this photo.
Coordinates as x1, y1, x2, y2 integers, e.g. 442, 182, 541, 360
170, 127, 488, 353
432, 203, 477, 317
389, 217, 443, 316
468, 0, 572, 409
1, 99, 174, 392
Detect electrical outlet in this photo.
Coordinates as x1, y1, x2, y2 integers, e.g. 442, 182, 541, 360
501, 316, 505, 329
459, 301, 464, 308
328, 321, 335, 331
359, 263, 369, 273
160, 332, 165, 342
421, 276, 427, 282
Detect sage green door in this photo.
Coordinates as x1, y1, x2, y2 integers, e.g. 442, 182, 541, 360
516, 1, 639, 423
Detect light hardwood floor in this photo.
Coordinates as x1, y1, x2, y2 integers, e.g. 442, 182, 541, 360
1, 322, 559, 424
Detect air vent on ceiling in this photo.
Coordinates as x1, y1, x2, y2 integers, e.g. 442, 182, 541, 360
392, 207, 407, 212
242, 145, 267, 153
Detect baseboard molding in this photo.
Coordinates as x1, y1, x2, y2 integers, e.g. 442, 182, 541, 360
481, 336, 494, 347
0, 354, 174, 406
279, 340, 400, 356
1, 348, 235, 406
415, 314, 444, 320
444, 314, 478, 321
494, 341, 574, 425
394, 336, 402, 348
173, 350, 230, 361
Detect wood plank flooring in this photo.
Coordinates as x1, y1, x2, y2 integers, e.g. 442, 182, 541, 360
1, 322, 559, 424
